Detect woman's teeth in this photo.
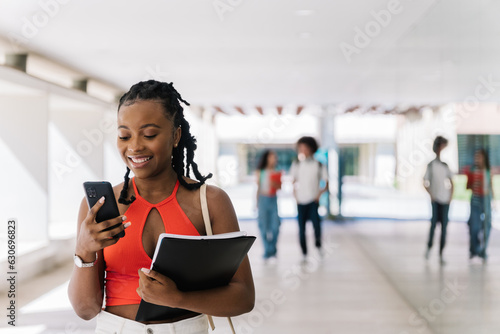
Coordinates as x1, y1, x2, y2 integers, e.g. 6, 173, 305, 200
130, 156, 152, 163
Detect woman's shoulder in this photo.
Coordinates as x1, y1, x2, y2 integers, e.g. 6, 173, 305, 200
205, 183, 230, 203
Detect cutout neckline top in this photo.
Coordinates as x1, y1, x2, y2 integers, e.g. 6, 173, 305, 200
103, 177, 200, 307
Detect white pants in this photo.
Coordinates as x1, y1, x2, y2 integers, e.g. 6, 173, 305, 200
95, 311, 209, 334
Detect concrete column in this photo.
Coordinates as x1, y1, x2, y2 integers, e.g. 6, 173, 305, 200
321, 105, 339, 216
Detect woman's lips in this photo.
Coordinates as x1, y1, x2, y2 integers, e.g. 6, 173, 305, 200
128, 156, 152, 168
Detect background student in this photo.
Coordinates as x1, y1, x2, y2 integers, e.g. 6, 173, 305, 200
466, 148, 494, 262
256, 149, 282, 262
290, 136, 328, 262
423, 136, 454, 265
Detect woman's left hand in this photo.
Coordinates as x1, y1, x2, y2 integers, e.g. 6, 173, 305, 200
136, 268, 181, 308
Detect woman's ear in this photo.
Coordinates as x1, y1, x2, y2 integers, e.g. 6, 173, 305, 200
174, 126, 181, 147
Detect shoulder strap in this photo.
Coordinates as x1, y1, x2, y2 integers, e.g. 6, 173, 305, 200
199, 184, 236, 334
200, 184, 212, 236
317, 160, 322, 181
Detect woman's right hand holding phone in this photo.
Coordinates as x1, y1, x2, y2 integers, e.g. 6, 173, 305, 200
76, 196, 130, 261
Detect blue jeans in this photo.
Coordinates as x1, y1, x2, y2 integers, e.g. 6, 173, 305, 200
427, 201, 449, 255
257, 195, 280, 258
469, 195, 492, 258
297, 201, 321, 255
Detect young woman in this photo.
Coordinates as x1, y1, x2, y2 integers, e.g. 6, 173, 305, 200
255, 150, 281, 261
68, 80, 255, 333
466, 148, 494, 262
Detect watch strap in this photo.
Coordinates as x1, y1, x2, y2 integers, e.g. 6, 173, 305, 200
75, 253, 98, 267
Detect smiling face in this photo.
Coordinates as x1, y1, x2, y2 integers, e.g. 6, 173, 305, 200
117, 100, 181, 179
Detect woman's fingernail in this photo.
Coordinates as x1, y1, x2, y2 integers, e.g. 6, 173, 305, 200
122, 216, 127, 221
99, 196, 105, 204
124, 222, 131, 229
141, 268, 150, 274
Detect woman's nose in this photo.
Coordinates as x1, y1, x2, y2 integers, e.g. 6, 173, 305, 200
128, 137, 144, 152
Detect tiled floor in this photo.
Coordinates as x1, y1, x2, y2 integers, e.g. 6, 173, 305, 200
1, 219, 498, 333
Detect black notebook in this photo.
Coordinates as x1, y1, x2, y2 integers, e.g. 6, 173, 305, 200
135, 231, 256, 322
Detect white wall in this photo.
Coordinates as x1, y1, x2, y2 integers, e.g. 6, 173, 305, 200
0, 95, 49, 243
455, 102, 500, 135
334, 114, 398, 144
215, 113, 319, 144
103, 111, 126, 186
48, 98, 115, 237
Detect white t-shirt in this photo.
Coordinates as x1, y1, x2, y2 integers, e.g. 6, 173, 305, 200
423, 158, 453, 204
290, 158, 328, 204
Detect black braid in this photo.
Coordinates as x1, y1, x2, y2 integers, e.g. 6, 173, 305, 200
117, 80, 212, 202
118, 167, 136, 205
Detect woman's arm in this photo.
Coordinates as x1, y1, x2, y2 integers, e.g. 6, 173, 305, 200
315, 164, 329, 202
316, 180, 329, 203
449, 178, 454, 204
67, 197, 129, 320
137, 186, 255, 317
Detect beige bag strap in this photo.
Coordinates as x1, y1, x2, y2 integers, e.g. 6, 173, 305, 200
200, 184, 236, 334
200, 183, 213, 236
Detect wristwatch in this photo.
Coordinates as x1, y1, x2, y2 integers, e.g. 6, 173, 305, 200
74, 253, 98, 268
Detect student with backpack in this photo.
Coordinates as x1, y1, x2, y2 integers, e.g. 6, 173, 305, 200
290, 136, 328, 262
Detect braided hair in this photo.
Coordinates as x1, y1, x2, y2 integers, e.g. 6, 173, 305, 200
117, 80, 212, 205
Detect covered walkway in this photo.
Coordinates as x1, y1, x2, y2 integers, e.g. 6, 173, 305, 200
2, 218, 498, 333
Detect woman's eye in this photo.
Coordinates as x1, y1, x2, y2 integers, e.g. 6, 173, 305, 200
118, 136, 130, 140
144, 135, 157, 139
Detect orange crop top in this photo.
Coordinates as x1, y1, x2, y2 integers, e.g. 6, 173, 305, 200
103, 177, 200, 306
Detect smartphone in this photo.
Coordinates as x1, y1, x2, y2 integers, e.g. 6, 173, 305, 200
83, 181, 125, 238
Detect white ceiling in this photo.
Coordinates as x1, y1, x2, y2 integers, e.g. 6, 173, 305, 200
0, 0, 499, 107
